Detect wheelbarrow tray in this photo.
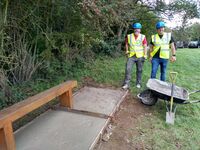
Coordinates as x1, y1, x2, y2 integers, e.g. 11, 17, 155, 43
146, 79, 189, 104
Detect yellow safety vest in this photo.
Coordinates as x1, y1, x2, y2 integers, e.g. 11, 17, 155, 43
127, 33, 145, 58
150, 32, 171, 59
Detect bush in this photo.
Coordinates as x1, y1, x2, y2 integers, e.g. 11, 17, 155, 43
91, 39, 121, 56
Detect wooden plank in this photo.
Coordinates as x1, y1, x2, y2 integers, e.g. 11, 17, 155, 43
0, 80, 77, 128
89, 90, 128, 150
59, 89, 73, 108
0, 127, 6, 150
0, 122, 16, 150
53, 106, 113, 119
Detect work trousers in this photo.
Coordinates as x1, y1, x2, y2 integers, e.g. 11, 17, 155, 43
151, 57, 168, 81
124, 55, 144, 86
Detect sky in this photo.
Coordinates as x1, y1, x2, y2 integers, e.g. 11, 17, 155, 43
142, 0, 200, 28
165, 16, 200, 29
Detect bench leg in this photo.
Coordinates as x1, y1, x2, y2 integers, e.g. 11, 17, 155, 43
59, 89, 73, 108
0, 122, 16, 150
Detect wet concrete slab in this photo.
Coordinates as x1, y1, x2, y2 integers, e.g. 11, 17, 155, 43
73, 87, 126, 115
15, 87, 127, 150
15, 110, 107, 150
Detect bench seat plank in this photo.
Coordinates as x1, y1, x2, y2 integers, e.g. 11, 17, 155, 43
0, 80, 77, 128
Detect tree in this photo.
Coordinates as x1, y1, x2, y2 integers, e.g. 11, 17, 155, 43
79, 0, 159, 53
186, 23, 200, 41
168, 0, 199, 27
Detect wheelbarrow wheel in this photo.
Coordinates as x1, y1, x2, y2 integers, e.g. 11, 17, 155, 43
137, 89, 158, 106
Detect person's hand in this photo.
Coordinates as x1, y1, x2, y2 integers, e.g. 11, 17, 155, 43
149, 56, 152, 62
141, 57, 145, 62
125, 51, 129, 57
170, 56, 176, 62
125, 51, 129, 55
141, 55, 147, 62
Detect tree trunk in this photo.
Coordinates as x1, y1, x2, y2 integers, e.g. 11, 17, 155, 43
1, 0, 9, 53
117, 27, 123, 51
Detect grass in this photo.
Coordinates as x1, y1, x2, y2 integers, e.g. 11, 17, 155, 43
72, 48, 200, 149
1, 48, 199, 149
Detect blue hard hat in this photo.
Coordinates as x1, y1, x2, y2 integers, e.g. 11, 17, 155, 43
156, 21, 165, 29
132, 23, 142, 29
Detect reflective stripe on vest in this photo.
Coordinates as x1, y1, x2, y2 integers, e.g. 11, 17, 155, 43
150, 32, 171, 59
127, 33, 145, 58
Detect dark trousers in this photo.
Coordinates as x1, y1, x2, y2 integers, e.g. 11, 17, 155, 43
151, 58, 168, 81
124, 56, 144, 86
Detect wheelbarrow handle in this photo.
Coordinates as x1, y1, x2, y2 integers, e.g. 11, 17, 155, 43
189, 90, 200, 95
183, 100, 200, 104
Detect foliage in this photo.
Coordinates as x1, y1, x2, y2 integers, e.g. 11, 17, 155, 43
73, 48, 200, 148
168, 0, 199, 26
0, 0, 199, 110
186, 23, 200, 41
173, 23, 200, 41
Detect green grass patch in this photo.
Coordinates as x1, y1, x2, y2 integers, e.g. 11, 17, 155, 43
72, 48, 200, 149
1, 48, 200, 149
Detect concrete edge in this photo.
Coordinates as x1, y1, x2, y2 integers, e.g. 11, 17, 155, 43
14, 89, 80, 135
14, 88, 81, 135
14, 109, 52, 135
14, 87, 129, 150
89, 90, 129, 150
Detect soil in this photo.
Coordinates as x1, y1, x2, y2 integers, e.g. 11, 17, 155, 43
13, 76, 153, 149
81, 77, 154, 149
82, 77, 119, 89
94, 93, 153, 150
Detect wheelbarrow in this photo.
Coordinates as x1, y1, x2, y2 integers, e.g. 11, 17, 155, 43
137, 79, 200, 106
137, 78, 200, 124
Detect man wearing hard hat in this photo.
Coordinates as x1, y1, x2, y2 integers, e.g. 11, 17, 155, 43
122, 23, 147, 89
149, 21, 176, 81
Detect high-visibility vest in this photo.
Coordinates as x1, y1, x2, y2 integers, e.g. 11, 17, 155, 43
127, 33, 145, 58
150, 32, 171, 59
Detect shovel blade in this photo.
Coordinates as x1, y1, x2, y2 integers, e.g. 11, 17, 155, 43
166, 112, 175, 125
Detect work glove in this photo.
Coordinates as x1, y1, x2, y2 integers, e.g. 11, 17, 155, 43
142, 55, 147, 62
125, 51, 129, 57
141, 57, 146, 62
149, 55, 153, 62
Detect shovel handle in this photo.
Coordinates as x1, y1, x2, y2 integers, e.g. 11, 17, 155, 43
169, 72, 178, 83
169, 72, 178, 112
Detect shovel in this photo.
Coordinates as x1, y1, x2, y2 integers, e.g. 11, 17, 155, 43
166, 72, 178, 125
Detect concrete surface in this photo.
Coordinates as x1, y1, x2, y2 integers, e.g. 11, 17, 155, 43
15, 110, 107, 150
74, 87, 126, 115
15, 87, 127, 150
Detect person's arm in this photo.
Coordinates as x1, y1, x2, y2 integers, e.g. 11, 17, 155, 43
170, 42, 176, 62
149, 44, 153, 61
149, 37, 154, 61
143, 44, 147, 58
170, 36, 176, 62
142, 37, 147, 59
125, 36, 129, 54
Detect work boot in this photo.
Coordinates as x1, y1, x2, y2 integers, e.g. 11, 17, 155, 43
122, 84, 129, 90
136, 84, 141, 89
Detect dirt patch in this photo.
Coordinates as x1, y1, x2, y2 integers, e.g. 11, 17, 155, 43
82, 77, 119, 89
94, 93, 153, 150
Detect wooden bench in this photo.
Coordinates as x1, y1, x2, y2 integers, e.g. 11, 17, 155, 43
0, 80, 77, 150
